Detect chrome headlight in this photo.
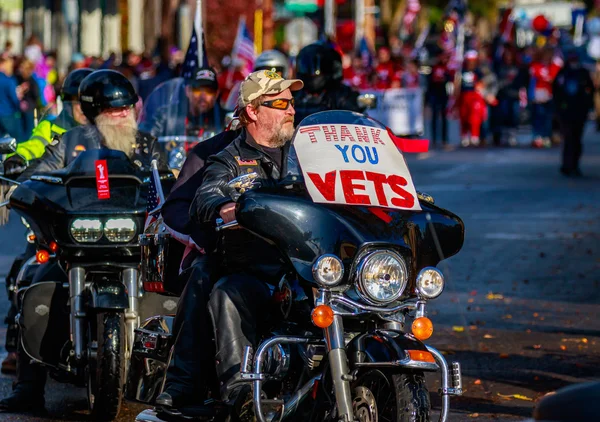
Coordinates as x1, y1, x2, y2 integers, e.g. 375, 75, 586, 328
70, 218, 103, 243
104, 218, 137, 242
416, 267, 444, 299
312, 254, 344, 286
356, 250, 408, 305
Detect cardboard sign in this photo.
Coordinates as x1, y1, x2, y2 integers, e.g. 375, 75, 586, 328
360, 87, 424, 135
95, 160, 110, 200
294, 124, 421, 211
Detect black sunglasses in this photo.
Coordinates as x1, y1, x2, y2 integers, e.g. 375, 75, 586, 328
261, 98, 295, 110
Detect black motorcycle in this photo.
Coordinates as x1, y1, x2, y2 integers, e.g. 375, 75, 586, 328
6, 148, 177, 420
130, 111, 465, 422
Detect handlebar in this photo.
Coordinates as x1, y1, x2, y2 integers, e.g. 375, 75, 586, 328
216, 218, 239, 231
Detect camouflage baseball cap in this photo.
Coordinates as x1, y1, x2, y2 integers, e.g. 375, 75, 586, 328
240, 70, 303, 106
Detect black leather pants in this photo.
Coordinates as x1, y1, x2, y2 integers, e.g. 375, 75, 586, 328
208, 273, 272, 401
163, 254, 215, 398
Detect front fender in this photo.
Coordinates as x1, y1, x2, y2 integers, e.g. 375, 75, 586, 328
88, 282, 129, 310
347, 329, 439, 372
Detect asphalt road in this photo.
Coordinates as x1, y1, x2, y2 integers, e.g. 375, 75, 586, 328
0, 120, 599, 421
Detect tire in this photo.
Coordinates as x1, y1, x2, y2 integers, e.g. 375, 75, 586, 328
352, 370, 430, 422
88, 312, 126, 421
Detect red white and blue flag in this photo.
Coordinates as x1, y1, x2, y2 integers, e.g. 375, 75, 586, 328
181, 0, 209, 78
144, 160, 165, 231
232, 17, 255, 74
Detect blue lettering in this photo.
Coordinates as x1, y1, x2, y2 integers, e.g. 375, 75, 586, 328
352, 145, 366, 163
365, 147, 379, 164
335, 145, 350, 163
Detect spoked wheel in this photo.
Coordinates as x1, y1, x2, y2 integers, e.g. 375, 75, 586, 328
352, 370, 430, 422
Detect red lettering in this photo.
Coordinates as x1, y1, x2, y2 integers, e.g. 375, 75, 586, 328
340, 125, 356, 142
387, 175, 414, 208
365, 171, 388, 207
370, 128, 385, 145
354, 127, 370, 143
299, 126, 322, 143
323, 125, 339, 142
307, 171, 337, 201
340, 170, 371, 205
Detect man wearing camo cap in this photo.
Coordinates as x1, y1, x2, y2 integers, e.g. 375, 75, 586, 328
170, 70, 303, 413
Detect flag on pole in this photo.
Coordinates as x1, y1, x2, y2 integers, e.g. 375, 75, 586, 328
144, 160, 165, 231
181, 0, 209, 78
231, 17, 256, 75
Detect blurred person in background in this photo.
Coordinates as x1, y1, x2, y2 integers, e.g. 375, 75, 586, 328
343, 54, 372, 90
491, 45, 528, 147
0, 55, 25, 142
529, 46, 562, 148
15, 59, 42, 139
427, 51, 453, 148
593, 60, 600, 131
553, 49, 594, 177
374, 46, 400, 89
218, 57, 246, 107
456, 50, 486, 147
253, 49, 290, 78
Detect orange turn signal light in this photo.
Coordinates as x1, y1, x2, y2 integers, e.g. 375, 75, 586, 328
35, 250, 50, 264
311, 305, 334, 328
407, 349, 436, 363
412, 317, 434, 341
27, 233, 36, 242
49, 241, 58, 253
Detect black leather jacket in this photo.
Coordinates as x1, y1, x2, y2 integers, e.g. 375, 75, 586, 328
191, 130, 288, 275
192, 130, 288, 225
18, 124, 168, 181
293, 83, 364, 125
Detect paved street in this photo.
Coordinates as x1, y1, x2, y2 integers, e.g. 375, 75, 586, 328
0, 119, 599, 421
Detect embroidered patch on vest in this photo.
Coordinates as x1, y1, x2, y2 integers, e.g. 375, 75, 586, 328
235, 156, 258, 166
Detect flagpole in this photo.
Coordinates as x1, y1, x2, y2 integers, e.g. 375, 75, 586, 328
195, 0, 203, 68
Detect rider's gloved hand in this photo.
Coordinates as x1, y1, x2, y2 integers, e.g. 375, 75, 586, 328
3, 154, 27, 177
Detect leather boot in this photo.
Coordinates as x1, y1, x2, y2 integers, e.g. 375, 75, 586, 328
0, 352, 17, 375
208, 273, 271, 403
160, 255, 215, 409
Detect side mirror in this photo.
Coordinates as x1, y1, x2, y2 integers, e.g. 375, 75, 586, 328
0, 136, 17, 154
357, 93, 378, 110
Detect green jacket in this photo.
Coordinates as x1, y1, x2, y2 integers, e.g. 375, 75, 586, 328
10, 109, 78, 161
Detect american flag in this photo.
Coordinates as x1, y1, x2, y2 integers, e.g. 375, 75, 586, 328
231, 17, 255, 74
181, 0, 209, 78
144, 160, 166, 230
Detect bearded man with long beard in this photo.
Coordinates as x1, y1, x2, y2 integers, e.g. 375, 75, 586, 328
17, 69, 168, 181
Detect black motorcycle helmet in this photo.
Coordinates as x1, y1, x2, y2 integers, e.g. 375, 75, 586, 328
79, 69, 139, 122
295, 42, 343, 93
60, 68, 94, 102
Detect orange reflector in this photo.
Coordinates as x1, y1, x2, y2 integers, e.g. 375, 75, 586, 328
412, 317, 434, 340
407, 349, 436, 363
35, 250, 50, 264
27, 234, 36, 242
143, 281, 165, 293
49, 242, 58, 253
311, 305, 334, 328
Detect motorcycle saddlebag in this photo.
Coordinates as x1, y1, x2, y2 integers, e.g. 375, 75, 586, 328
18, 281, 70, 367
124, 314, 176, 404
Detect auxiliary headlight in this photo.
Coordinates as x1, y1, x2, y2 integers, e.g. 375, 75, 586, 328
416, 267, 444, 299
312, 254, 344, 286
70, 218, 103, 243
104, 218, 137, 242
357, 250, 408, 305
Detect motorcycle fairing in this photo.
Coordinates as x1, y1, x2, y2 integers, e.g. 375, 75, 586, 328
18, 281, 70, 367
236, 190, 464, 284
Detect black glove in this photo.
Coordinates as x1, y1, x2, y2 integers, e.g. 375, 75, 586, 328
3, 154, 27, 177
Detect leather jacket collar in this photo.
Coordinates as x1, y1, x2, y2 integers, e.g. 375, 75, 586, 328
230, 129, 290, 179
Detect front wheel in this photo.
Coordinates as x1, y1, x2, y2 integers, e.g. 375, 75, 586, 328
88, 311, 126, 421
352, 370, 430, 422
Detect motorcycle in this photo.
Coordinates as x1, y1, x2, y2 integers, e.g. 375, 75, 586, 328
131, 110, 465, 422
6, 148, 177, 420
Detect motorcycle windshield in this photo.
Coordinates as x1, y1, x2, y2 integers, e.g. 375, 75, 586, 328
236, 111, 464, 283
138, 77, 223, 169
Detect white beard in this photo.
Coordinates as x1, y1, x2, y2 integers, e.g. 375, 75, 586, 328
95, 112, 138, 157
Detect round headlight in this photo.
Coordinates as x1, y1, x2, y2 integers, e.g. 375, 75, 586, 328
416, 267, 444, 299
104, 218, 137, 242
70, 218, 103, 243
357, 250, 408, 305
312, 254, 344, 286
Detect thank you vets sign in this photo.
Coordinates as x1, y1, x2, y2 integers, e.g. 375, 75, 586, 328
294, 123, 421, 211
